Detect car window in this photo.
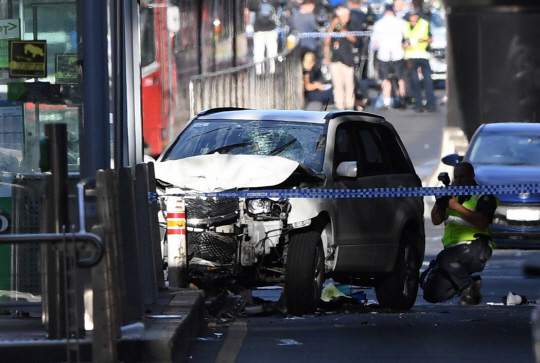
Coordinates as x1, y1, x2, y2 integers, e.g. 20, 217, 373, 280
356, 127, 388, 176
334, 122, 395, 177
162, 119, 327, 172
333, 126, 360, 174
374, 125, 413, 174
468, 132, 540, 165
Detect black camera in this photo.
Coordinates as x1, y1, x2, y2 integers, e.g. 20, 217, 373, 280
435, 172, 451, 208
364, 6, 376, 31
438, 172, 450, 186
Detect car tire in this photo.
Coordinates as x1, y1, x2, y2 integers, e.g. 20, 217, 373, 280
285, 230, 325, 316
375, 230, 420, 310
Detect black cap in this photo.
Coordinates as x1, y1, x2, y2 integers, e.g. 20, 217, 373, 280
384, 4, 394, 13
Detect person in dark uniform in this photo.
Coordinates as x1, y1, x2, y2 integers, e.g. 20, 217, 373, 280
347, 0, 370, 110
322, 4, 356, 110
302, 51, 334, 109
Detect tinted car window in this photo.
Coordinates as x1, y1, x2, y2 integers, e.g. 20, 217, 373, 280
162, 119, 327, 172
334, 122, 393, 177
333, 126, 360, 173
356, 127, 388, 176
375, 125, 413, 174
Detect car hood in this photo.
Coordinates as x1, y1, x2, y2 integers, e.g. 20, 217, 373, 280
154, 154, 323, 192
474, 165, 540, 202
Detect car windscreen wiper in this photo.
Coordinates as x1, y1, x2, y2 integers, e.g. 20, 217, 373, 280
184, 126, 233, 143
205, 141, 253, 155
268, 138, 298, 156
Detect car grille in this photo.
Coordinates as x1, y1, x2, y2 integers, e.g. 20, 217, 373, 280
188, 231, 236, 263
184, 197, 238, 219
493, 203, 540, 229
185, 197, 238, 263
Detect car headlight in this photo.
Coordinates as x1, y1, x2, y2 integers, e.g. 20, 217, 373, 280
246, 198, 289, 218
430, 48, 446, 59
247, 199, 274, 215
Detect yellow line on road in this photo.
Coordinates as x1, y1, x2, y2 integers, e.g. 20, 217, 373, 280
215, 319, 247, 363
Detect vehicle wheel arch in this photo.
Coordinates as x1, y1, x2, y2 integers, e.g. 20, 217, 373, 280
291, 212, 332, 254
399, 219, 425, 265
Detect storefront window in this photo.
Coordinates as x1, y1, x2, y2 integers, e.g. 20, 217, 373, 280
0, 0, 80, 174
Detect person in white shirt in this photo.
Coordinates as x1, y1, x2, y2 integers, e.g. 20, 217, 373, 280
392, 0, 411, 19
371, 4, 406, 108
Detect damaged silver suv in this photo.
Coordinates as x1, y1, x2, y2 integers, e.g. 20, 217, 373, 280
155, 108, 425, 315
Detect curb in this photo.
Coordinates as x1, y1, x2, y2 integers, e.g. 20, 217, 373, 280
119, 288, 206, 363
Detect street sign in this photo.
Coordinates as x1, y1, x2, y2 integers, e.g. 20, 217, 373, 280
9, 40, 47, 78
0, 20, 19, 40
55, 54, 78, 84
0, 19, 20, 68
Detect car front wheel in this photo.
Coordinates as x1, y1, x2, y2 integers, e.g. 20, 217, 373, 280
375, 230, 420, 310
285, 230, 325, 316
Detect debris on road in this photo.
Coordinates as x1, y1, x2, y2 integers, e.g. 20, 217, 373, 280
321, 282, 349, 302
502, 292, 528, 306
277, 339, 303, 346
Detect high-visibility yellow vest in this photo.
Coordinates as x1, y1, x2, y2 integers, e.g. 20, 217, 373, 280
404, 18, 430, 59
441, 195, 498, 248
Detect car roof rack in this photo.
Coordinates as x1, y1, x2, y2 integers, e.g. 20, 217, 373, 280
196, 107, 251, 117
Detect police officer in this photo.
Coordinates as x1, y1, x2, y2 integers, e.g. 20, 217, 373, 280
421, 162, 499, 305
403, 10, 436, 112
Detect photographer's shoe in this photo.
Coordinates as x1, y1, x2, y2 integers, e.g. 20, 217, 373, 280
419, 259, 437, 289
459, 278, 482, 306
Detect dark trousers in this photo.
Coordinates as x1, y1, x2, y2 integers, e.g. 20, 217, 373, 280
409, 58, 435, 109
422, 240, 492, 303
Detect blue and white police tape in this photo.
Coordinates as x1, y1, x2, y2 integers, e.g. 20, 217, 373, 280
148, 183, 540, 204
296, 31, 372, 39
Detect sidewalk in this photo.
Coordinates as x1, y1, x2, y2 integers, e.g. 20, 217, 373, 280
0, 288, 205, 362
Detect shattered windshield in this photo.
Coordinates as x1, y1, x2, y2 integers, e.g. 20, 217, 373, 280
468, 132, 540, 165
163, 119, 327, 172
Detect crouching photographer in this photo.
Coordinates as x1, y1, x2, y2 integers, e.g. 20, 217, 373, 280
420, 162, 499, 305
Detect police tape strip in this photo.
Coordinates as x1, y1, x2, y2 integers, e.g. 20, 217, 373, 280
296, 31, 373, 39
148, 183, 540, 204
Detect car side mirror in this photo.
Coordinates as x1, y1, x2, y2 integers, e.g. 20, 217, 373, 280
441, 153, 463, 166
336, 161, 357, 178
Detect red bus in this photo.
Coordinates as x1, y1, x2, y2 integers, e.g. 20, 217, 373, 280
141, 0, 178, 157
141, 0, 248, 158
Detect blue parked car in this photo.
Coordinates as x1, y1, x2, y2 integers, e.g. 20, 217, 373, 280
442, 122, 540, 249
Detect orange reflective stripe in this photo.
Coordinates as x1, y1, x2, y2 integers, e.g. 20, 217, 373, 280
167, 220, 186, 228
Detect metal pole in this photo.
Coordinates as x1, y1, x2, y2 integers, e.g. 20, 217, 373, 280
43, 123, 69, 340
81, 0, 110, 179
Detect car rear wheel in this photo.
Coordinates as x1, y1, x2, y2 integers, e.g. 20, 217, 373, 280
285, 230, 325, 316
375, 230, 420, 310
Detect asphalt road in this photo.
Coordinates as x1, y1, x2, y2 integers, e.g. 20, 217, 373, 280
188, 95, 540, 363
